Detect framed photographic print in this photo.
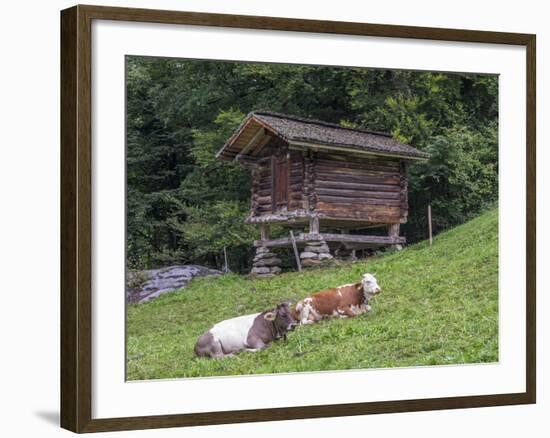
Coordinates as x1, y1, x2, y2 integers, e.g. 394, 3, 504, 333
60, 4, 536, 433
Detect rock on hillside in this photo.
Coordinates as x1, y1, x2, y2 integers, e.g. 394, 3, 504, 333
127, 265, 222, 304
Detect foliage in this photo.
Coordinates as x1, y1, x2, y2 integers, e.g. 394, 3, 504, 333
177, 201, 257, 272
405, 122, 498, 241
126, 57, 499, 271
126, 209, 498, 379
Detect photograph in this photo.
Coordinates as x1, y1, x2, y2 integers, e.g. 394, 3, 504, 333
124, 57, 499, 381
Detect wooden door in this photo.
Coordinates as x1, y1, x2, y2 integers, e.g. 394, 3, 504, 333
272, 156, 289, 212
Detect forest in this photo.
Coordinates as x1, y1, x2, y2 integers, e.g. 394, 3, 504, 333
126, 56, 498, 272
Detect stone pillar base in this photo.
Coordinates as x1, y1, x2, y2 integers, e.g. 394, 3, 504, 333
300, 240, 333, 267
250, 246, 282, 277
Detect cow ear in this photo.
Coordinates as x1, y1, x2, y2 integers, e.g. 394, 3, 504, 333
264, 312, 276, 321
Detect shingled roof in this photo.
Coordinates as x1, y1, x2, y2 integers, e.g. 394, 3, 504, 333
217, 111, 430, 161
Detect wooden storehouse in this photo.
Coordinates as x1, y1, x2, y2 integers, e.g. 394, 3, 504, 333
216, 111, 429, 276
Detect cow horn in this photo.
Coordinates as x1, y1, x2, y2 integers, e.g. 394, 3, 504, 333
264, 312, 276, 321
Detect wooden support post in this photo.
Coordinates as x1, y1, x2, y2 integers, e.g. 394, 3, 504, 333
388, 223, 402, 251
388, 223, 400, 238
260, 224, 270, 241
223, 246, 229, 273
428, 204, 433, 246
289, 230, 302, 272
309, 216, 319, 234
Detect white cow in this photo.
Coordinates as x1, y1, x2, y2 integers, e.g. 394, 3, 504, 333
194, 302, 297, 358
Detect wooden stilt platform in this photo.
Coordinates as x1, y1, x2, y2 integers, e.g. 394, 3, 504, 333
253, 232, 405, 249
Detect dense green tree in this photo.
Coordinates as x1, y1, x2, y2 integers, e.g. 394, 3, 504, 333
404, 122, 498, 241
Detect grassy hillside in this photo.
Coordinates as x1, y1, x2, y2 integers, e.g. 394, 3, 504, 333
127, 209, 498, 380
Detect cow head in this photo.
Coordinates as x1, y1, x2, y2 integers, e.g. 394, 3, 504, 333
361, 273, 381, 301
264, 302, 298, 339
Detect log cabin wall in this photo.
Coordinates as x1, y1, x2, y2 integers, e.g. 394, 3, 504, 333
252, 158, 273, 216
251, 139, 305, 216
288, 151, 305, 211
313, 151, 407, 224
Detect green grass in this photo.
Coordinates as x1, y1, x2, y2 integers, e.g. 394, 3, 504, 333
127, 208, 498, 380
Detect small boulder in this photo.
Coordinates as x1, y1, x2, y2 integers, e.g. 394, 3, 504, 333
304, 245, 330, 253
251, 266, 271, 275
253, 252, 278, 262
127, 265, 222, 304
305, 240, 324, 246
254, 257, 282, 267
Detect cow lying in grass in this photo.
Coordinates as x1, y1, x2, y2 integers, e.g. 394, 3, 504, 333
194, 302, 297, 358
292, 273, 381, 325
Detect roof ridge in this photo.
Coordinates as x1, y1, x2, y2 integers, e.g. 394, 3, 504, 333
251, 110, 393, 138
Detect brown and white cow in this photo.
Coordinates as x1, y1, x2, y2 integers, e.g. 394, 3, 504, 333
292, 273, 381, 325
